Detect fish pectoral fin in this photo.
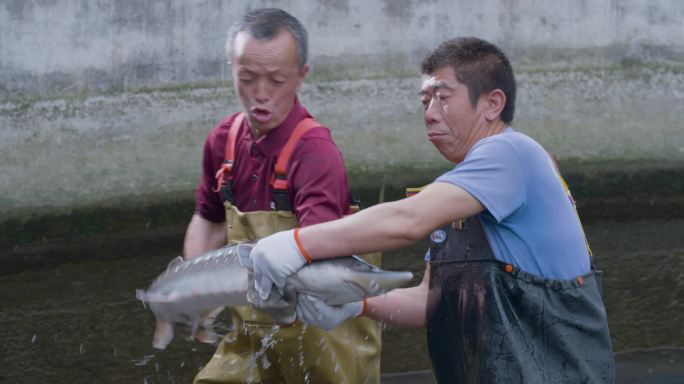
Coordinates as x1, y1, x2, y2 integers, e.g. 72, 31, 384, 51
199, 306, 225, 327
237, 243, 254, 271
152, 319, 175, 350
194, 325, 220, 345
188, 316, 201, 340
192, 307, 224, 345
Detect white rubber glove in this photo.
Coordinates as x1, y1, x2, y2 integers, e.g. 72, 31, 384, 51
296, 294, 365, 331
250, 229, 309, 301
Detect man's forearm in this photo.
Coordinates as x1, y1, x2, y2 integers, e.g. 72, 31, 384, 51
297, 182, 484, 261
366, 286, 428, 328
366, 266, 430, 328
297, 199, 427, 260
183, 213, 227, 259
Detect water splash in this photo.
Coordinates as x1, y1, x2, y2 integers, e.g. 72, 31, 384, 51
329, 347, 340, 374
297, 326, 307, 375
132, 354, 156, 366
261, 353, 271, 369
254, 324, 281, 358
223, 332, 237, 344
243, 324, 282, 383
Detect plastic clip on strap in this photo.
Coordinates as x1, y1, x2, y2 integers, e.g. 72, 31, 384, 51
213, 113, 245, 197
268, 118, 320, 211
213, 161, 233, 193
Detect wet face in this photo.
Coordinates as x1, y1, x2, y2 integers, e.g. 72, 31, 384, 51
231, 30, 308, 138
419, 66, 490, 163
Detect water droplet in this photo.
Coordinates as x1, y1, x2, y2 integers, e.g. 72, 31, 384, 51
261, 354, 271, 369
223, 333, 237, 343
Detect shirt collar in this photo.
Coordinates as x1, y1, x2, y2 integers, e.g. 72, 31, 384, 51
251, 96, 311, 157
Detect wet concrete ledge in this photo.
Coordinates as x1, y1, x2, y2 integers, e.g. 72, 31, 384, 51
1, 159, 683, 276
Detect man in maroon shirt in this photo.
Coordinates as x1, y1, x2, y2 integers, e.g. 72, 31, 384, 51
191, 95, 352, 232
185, 8, 381, 384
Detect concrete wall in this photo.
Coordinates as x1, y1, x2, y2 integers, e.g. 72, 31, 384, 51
2, 0, 684, 219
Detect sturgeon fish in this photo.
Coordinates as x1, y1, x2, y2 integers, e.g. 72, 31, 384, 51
136, 242, 413, 349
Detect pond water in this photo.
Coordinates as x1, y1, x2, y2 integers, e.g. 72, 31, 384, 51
1, 219, 682, 383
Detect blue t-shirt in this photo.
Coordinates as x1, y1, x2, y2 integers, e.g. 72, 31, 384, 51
429, 128, 590, 280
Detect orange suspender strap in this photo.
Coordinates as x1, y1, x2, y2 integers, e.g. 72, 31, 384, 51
545, 150, 593, 257
213, 113, 245, 193
269, 118, 321, 191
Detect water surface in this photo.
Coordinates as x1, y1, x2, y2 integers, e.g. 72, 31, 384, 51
1, 219, 682, 383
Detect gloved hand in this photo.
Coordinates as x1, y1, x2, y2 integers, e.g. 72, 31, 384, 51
295, 294, 365, 331
246, 273, 298, 324
250, 229, 309, 301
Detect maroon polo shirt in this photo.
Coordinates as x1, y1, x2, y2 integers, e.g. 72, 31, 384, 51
194, 97, 352, 227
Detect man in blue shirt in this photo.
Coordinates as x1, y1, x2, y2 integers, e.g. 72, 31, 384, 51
250, 37, 614, 383
431, 126, 592, 280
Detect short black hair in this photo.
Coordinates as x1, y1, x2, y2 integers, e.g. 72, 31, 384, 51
227, 8, 308, 68
421, 37, 516, 123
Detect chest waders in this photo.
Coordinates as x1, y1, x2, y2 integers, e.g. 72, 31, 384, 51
422, 202, 614, 383
194, 113, 381, 384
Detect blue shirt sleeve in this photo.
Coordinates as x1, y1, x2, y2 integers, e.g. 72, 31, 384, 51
435, 137, 526, 223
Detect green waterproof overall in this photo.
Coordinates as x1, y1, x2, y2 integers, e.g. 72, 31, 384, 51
194, 115, 381, 384
425, 215, 614, 383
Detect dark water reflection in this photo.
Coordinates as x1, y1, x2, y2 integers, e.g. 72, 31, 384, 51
1, 219, 682, 383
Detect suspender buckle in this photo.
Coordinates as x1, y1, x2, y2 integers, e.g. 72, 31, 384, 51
272, 188, 292, 211
220, 180, 234, 203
